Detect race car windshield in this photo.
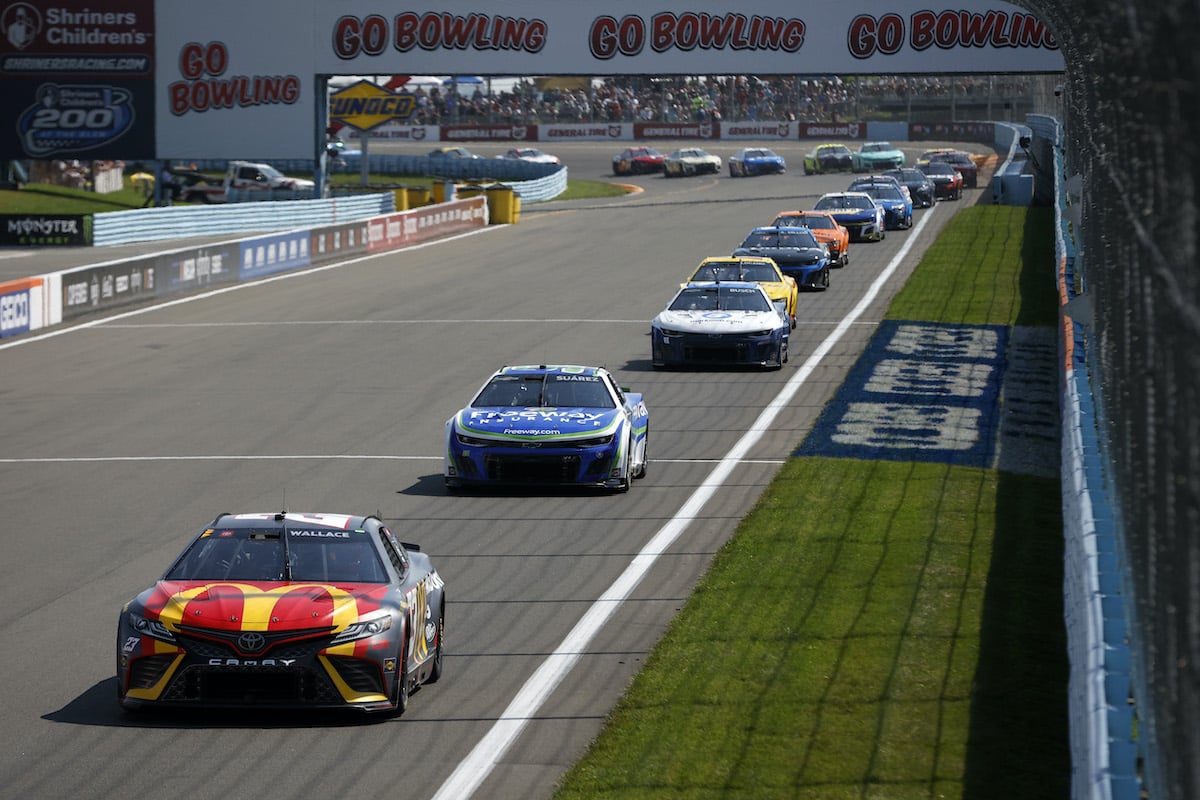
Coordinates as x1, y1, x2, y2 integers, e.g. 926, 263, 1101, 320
165, 528, 388, 583
473, 374, 615, 409
695, 261, 779, 282
670, 287, 771, 312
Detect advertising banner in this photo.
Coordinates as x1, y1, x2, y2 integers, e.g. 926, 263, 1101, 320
154, 241, 240, 295
60, 255, 158, 321
0, 213, 92, 246
313, 2, 1064, 77
237, 230, 312, 280
719, 121, 798, 141
539, 123, 629, 142
310, 220, 370, 266
0, 282, 32, 338
0, 0, 156, 159
154, 1, 312, 160
441, 124, 540, 143
367, 196, 487, 254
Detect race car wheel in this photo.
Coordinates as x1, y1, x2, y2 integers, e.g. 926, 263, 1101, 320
614, 441, 632, 493
820, 267, 830, 290
633, 431, 648, 479
392, 633, 410, 715
427, 605, 445, 684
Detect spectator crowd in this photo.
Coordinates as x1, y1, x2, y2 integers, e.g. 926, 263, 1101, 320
395, 74, 1037, 126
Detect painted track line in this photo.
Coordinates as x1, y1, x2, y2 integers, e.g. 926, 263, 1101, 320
430, 205, 939, 800
0, 225, 499, 352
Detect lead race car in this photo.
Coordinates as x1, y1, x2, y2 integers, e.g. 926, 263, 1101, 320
444, 365, 649, 492
116, 511, 445, 715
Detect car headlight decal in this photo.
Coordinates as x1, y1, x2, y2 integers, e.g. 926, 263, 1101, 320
129, 613, 177, 643
330, 614, 393, 645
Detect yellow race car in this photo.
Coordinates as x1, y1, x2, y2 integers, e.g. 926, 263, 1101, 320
683, 256, 798, 329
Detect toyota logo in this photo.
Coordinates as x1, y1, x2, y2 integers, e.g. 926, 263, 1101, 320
237, 632, 266, 652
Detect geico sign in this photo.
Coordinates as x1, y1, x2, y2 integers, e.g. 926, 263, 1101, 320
0, 291, 30, 333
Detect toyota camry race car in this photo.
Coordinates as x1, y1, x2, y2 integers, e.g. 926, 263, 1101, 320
850, 141, 906, 172
652, 282, 789, 369
444, 365, 649, 492
117, 512, 445, 714
612, 146, 666, 176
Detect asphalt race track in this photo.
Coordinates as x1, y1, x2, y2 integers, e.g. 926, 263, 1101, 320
0, 140, 984, 799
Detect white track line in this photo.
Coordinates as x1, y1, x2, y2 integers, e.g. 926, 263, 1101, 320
0, 226, 498, 352
430, 205, 939, 800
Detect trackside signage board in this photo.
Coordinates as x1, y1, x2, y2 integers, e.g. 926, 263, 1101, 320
3, 1, 1063, 159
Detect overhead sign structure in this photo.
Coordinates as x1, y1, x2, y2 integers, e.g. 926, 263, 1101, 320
0, 0, 1065, 161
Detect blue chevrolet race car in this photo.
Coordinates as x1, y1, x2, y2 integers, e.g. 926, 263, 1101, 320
444, 365, 649, 492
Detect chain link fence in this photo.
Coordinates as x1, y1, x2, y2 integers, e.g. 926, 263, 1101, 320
1019, 2, 1200, 798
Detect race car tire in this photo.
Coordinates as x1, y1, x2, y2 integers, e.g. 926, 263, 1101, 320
614, 441, 632, 493
427, 605, 445, 684
633, 431, 648, 479
392, 632, 410, 715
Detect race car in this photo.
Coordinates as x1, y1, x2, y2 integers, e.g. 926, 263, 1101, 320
802, 143, 854, 174
927, 150, 979, 188
612, 146, 666, 176
728, 147, 786, 177
854, 182, 913, 230
731, 228, 831, 292
651, 281, 789, 370
850, 141, 906, 172
918, 160, 964, 200
662, 147, 722, 177
444, 365, 649, 492
116, 511, 445, 714
848, 173, 910, 202
769, 210, 851, 268
813, 191, 887, 242
882, 167, 936, 208
499, 147, 561, 165
428, 146, 481, 159
684, 255, 800, 325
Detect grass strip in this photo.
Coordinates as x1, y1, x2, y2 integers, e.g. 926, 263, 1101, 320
554, 205, 1069, 800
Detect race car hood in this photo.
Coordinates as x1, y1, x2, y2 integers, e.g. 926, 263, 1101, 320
826, 208, 875, 222
733, 245, 824, 266
654, 309, 784, 334
143, 580, 389, 633
455, 406, 622, 440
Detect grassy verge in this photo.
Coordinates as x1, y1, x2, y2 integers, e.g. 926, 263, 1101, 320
553, 205, 1070, 799
0, 175, 627, 214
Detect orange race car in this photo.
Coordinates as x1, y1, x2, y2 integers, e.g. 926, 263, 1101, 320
768, 209, 851, 268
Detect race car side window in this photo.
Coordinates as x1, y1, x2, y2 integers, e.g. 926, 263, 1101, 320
380, 527, 409, 575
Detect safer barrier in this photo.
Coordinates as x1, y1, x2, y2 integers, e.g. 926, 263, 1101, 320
92, 193, 395, 246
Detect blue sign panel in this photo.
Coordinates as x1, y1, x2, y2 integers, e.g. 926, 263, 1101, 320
797, 320, 1009, 468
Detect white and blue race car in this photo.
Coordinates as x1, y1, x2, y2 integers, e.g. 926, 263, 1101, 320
651, 281, 790, 370
444, 365, 649, 492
